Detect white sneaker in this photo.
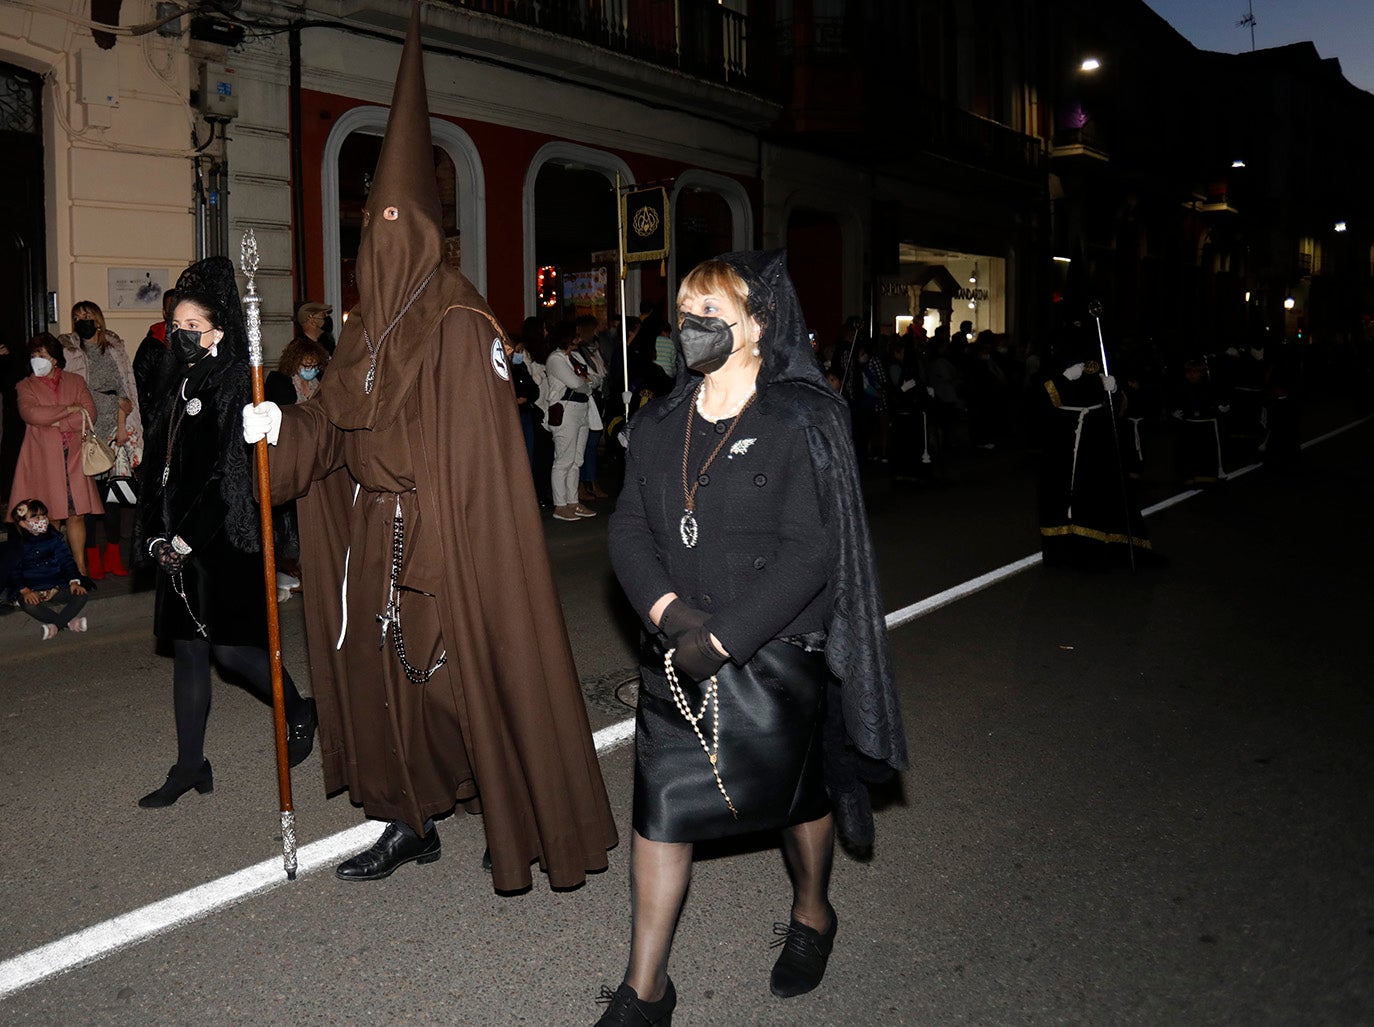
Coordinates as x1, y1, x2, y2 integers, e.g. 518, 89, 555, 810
276, 571, 301, 591
41, 623, 58, 640
70, 616, 88, 633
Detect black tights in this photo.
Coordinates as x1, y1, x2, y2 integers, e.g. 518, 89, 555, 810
85, 506, 122, 546
622, 814, 836, 1001
172, 638, 305, 770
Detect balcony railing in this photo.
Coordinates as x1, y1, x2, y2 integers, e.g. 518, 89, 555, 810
919, 100, 1044, 179
442, 0, 762, 92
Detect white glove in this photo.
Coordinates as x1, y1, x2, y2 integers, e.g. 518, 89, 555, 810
242, 401, 282, 445
622, 390, 633, 407
926, 386, 936, 397
1171, 409, 1184, 421
1101, 374, 1117, 394
1063, 362, 1085, 381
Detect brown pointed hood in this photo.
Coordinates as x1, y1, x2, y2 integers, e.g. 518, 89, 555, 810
320, 1, 453, 430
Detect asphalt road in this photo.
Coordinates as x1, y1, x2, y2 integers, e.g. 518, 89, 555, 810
1, 404, 1370, 1026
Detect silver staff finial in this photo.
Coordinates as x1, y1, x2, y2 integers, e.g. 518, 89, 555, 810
240, 228, 263, 368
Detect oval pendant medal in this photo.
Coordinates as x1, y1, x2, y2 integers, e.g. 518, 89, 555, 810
185, 398, 203, 416
679, 509, 698, 548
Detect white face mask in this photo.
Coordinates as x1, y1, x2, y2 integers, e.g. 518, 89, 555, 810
25, 516, 49, 535
30, 356, 53, 376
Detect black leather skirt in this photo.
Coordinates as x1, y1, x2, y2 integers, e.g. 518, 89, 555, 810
633, 636, 831, 843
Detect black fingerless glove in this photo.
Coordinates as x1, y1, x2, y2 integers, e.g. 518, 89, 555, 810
671, 626, 728, 681
658, 598, 709, 638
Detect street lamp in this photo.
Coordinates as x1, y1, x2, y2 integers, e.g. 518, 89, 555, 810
1334, 221, 1347, 233
1284, 297, 1296, 310
1079, 56, 1101, 72
1231, 159, 1246, 168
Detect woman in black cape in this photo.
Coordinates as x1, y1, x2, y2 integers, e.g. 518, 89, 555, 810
597, 251, 907, 1025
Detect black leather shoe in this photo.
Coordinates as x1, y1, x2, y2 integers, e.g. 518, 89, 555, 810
286, 698, 318, 768
769, 908, 838, 998
138, 760, 214, 809
594, 977, 676, 1026
335, 821, 440, 881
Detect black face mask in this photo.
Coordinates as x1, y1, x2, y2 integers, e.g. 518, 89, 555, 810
678, 313, 740, 375
170, 327, 213, 365
321, 316, 334, 335
74, 319, 98, 341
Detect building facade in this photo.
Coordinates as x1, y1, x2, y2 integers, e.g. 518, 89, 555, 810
3, 0, 1371, 368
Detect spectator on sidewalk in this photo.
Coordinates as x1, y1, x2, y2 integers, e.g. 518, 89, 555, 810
5, 498, 89, 639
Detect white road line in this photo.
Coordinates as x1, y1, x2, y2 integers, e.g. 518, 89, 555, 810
3, 413, 1369, 1000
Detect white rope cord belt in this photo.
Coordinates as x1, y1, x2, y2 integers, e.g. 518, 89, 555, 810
1058, 403, 1104, 518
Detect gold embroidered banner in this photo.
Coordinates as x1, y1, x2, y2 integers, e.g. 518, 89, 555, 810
622, 186, 669, 263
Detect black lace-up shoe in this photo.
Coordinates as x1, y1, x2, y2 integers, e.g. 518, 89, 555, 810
286, 698, 318, 767
335, 821, 440, 881
594, 977, 676, 1026
769, 908, 838, 998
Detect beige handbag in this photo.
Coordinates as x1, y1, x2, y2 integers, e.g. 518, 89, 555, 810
80, 408, 115, 476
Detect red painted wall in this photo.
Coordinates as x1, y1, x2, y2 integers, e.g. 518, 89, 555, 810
296, 88, 758, 334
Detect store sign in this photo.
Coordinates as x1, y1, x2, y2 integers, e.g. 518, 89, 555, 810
956, 286, 990, 302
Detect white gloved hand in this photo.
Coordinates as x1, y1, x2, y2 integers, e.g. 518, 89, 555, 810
1171, 409, 1184, 421
926, 386, 936, 397
622, 390, 633, 407
1063, 362, 1085, 381
1101, 374, 1117, 394
242, 401, 282, 445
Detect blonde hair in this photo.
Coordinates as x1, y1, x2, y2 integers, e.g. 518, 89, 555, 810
676, 260, 750, 323
71, 301, 106, 331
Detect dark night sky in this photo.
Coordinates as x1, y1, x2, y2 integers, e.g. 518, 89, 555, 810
1144, 0, 1374, 94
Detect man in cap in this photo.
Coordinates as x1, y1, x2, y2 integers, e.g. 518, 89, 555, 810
294, 300, 335, 356
243, 2, 617, 891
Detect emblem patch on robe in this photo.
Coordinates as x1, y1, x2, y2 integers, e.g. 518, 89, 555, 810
491, 338, 510, 381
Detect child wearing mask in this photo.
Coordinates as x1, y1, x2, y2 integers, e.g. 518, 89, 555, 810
5, 498, 90, 639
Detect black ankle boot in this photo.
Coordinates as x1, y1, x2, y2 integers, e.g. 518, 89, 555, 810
594, 977, 675, 1026
138, 760, 214, 809
769, 908, 838, 998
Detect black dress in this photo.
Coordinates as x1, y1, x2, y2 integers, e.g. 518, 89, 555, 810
611, 390, 833, 842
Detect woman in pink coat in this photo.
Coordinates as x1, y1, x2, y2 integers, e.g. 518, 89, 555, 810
10, 333, 103, 575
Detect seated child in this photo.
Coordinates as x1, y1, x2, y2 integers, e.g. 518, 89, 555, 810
5, 498, 90, 639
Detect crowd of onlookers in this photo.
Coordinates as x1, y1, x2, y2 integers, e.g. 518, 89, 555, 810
4, 291, 1370, 639
0, 295, 337, 635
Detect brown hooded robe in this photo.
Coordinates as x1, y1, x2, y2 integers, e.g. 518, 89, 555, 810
267, 3, 616, 892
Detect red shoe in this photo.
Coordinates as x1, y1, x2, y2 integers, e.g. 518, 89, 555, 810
103, 543, 129, 576
85, 546, 105, 580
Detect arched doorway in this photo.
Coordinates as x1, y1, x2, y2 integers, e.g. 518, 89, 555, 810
321, 107, 486, 317
523, 142, 637, 326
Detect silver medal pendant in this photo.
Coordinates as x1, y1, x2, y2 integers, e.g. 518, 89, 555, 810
364, 362, 376, 395
679, 509, 698, 548
161, 465, 170, 486
185, 398, 202, 416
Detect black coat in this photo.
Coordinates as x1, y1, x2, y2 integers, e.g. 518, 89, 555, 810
135, 360, 266, 645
